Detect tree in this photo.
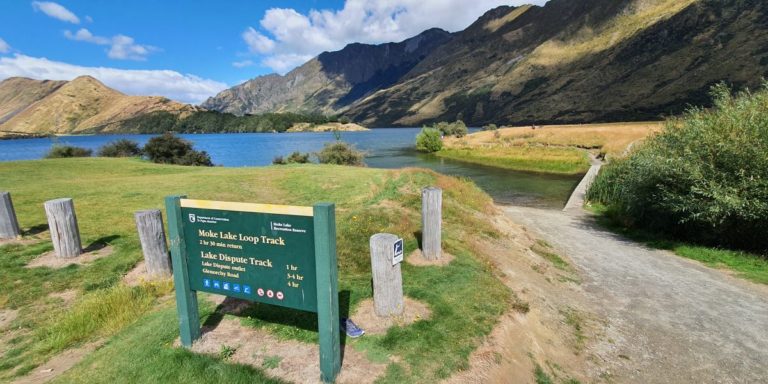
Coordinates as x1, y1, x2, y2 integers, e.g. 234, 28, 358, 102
432, 121, 468, 138
316, 142, 365, 166
45, 145, 92, 158
97, 139, 142, 157
143, 133, 213, 166
273, 151, 310, 165
415, 128, 443, 152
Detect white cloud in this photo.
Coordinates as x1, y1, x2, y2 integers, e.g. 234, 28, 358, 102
85, 15, 93, 23
0, 38, 10, 54
244, 0, 548, 73
0, 54, 227, 104
64, 28, 157, 61
243, 27, 275, 54
64, 28, 109, 45
263, 54, 314, 74
32, 1, 80, 24
232, 60, 254, 68
108, 35, 157, 61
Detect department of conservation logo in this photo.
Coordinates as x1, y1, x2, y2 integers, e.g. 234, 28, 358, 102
188, 214, 196, 223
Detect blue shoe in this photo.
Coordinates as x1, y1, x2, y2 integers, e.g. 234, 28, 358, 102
340, 318, 365, 338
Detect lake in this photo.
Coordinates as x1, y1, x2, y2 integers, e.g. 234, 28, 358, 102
0, 128, 582, 209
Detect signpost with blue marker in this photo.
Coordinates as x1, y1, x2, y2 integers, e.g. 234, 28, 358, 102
165, 196, 340, 383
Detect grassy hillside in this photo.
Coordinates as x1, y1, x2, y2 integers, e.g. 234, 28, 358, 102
0, 159, 509, 383
437, 122, 661, 174
346, 0, 768, 126
0, 76, 196, 135
0, 78, 66, 126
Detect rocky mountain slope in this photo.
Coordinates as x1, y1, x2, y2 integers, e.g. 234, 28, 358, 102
0, 76, 197, 135
201, 28, 452, 116
206, 0, 768, 127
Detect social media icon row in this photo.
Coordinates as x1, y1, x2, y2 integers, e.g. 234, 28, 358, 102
202, 278, 283, 300
203, 278, 251, 294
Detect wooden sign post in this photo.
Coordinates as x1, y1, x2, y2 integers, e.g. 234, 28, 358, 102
421, 187, 442, 260
165, 196, 340, 383
370, 233, 404, 317
135, 209, 172, 277
0, 192, 21, 239
43, 198, 82, 258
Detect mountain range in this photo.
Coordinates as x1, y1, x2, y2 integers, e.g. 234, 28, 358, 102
204, 0, 768, 127
0, 76, 197, 135
3, 0, 767, 134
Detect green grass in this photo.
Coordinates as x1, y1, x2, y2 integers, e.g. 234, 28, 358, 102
0, 158, 509, 383
588, 203, 768, 285
535, 364, 555, 384
560, 308, 586, 354
51, 304, 289, 384
531, 240, 571, 271
437, 147, 590, 175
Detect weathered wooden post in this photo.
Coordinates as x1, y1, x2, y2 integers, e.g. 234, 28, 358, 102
421, 187, 442, 260
43, 198, 82, 258
135, 209, 171, 277
370, 233, 404, 317
0, 192, 21, 239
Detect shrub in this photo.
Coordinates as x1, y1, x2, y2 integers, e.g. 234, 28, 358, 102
143, 133, 213, 166
273, 151, 310, 165
416, 128, 443, 152
483, 123, 498, 131
431, 120, 468, 138
587, 83, 768, 253
45, 145, 92, 158
97, 139, 142, 157
316, 142, 365, 166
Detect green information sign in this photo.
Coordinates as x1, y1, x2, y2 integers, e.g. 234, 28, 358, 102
165, 196, 340, 383
181, 199, 318, 312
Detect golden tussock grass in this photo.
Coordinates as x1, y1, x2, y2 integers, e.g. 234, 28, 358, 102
446, 122, 663, 160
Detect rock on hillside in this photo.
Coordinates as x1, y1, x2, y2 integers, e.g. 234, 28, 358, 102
0, 76, 198, 134
201, 28, 453, 116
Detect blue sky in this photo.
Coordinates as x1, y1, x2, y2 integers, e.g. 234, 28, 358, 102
0, 0, 545, 104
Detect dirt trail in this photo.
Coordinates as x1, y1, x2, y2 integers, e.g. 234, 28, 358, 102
504, 204, 768, 383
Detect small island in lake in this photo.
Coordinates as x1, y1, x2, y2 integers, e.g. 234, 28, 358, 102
286, 122, 369, 132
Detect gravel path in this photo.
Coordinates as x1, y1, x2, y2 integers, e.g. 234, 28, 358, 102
504, 205, 768, 383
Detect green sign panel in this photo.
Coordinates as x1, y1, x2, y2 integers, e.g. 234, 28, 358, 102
165, 196, 341, 383
181, 200, 318, 312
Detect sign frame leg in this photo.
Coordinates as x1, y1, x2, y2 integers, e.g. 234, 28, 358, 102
165, 195, 201, 347
314, 203, 341, 383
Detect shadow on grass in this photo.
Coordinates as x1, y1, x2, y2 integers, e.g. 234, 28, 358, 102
83, 235, 121, 253
23, 223, 48, 236
413, 230, 423, 250
203, 290, 352, 364
586, 207, 768, 284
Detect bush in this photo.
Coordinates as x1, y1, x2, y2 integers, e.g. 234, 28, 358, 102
416, 128, 443, 152
483, 123, 498, 131
97, 139, 142, 157
45, 145, 92, 158
273, 151, 310, 165
431, 120, 468, 138
316, 142, 365, 166
587, 83, 768, 253
143, 133, 213, 166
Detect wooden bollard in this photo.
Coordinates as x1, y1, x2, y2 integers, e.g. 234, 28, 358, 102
370, 233, 404, 317
421, 187, 442, 260
43, 198, 82, 258
135, 209, 171, 277
0, 192, 21, 239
